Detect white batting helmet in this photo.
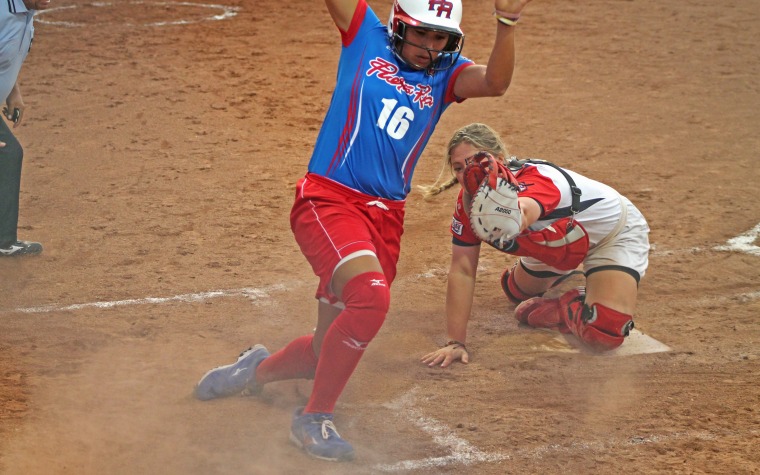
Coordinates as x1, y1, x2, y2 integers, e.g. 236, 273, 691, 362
387, 0, 465, 72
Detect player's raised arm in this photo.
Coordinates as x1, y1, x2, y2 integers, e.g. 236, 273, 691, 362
324, 0, 360, 32
453, 0, 533, 99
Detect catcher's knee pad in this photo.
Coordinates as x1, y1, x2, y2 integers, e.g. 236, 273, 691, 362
514, 288, 583, 332
565, 299, 634, 352
334, 271, 390, 344
501, 264, 540, 305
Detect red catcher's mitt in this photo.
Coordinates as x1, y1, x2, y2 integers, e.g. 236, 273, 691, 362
463, 152, 519, 194
462, 152, 522, 244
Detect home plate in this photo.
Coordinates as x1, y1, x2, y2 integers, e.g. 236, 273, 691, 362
540, 329, 670, 355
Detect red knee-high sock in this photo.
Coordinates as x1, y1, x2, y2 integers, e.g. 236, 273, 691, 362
255, 334, 318, 385
304, 272, 389, 414
303, 320, 362, 414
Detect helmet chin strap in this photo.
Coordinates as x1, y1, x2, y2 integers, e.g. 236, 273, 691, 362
396, 40, 439, 71
390, 24, 463, 73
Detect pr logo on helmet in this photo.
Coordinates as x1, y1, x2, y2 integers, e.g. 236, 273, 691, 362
428, 0, 454, 19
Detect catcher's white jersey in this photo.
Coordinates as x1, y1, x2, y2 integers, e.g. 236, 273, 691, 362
451, 160, 650, 276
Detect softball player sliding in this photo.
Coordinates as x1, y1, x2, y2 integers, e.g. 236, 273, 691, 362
195, 0, 533, 462
420, 123, 651, 368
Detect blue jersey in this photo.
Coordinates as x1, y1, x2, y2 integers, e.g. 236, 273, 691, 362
308, 0, 473, 200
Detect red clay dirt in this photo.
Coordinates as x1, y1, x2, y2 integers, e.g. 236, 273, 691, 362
1, 0, 758, 473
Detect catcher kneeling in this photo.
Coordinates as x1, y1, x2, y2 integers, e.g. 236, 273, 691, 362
421, 123, 650, 367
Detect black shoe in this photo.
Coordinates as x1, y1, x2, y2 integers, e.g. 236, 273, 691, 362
0, 240, 43, 257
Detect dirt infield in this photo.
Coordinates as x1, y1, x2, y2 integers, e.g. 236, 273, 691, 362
1, 0, 758, 473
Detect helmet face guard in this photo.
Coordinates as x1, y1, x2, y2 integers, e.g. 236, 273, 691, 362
387, 0, 465, 73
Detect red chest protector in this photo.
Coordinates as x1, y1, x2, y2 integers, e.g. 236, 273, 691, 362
489, 160, 590, 270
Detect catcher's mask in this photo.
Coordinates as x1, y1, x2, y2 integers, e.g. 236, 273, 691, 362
387, 0, 464, 73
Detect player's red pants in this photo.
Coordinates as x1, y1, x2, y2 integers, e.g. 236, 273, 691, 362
290, 173, 405, 304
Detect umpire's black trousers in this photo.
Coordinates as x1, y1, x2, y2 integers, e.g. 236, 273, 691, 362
0, 118, 23, 247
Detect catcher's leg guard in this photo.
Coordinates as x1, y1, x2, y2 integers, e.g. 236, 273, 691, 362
564, 299, 634, 352
514, 288, 583, 332
501, 264, 540, 305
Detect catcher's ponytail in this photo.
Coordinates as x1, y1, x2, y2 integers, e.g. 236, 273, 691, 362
418, 123, 509, 200
419, 177, 458, 199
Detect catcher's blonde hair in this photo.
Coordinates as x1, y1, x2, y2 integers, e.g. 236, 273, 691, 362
419, 123, 508, 199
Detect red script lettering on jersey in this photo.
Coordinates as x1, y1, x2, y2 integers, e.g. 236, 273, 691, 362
367, 58, 434, 109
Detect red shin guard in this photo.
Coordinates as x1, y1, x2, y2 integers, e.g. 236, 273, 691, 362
514, 288, 634, 351
514, 288, 583, 332
501, 265, 540, 305
565, 299, 634, 351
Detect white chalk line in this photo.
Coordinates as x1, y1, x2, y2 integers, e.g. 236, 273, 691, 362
375, 388, 508, 471
4, 223, 758, 315
652, 222, 760, 257
2, 266, 462, 315
713, 222, 760, 256
372, 387, 757, 472
695, 291, 760, 305
34, 1, 240, 27
4, 264, 759, 316
6, 284, 288, 315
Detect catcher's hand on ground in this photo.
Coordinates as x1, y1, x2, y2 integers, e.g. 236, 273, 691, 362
463, 152, 522, 246
421, 342, 469, 368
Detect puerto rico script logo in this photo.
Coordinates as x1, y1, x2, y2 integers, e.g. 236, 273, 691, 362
366, 57, 434, 109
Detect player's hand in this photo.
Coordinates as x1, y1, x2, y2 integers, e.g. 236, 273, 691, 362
3, 107, 21, 127
494, 0, 532, 16
421, 344, 469, 368
3, 83, 26, 128
5, 89, 25, 128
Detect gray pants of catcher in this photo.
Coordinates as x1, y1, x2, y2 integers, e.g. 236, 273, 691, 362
0, 118, 23, 247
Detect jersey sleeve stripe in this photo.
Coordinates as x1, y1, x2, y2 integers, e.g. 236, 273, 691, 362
325, 54, 366, 177
402, 103, 441, 186
445, 62, 474, 104
341, 0, 368, 47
